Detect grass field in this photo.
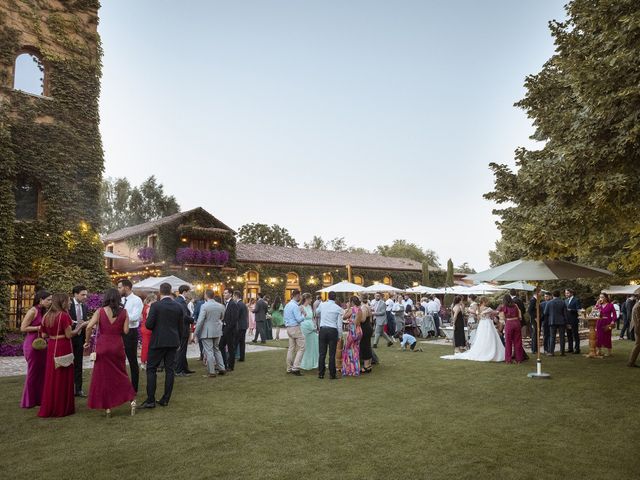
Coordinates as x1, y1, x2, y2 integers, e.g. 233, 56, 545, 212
1, 340, 639, 480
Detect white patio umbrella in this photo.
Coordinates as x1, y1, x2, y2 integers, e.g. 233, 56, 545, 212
602, 285, 640, 295
103, 251, 127, 259
405, 285, 440, 294
363, 284, 404, 293
499, 280, 538, 292
317, 281, 366, 293
470, 258, 613, 379
466, 283, 507, 295
433, 285, 472, 295
132, 275, 193, 292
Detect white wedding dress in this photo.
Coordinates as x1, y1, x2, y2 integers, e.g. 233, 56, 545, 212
441, 310, 505, 362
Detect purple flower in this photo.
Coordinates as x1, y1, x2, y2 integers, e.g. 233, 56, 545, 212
85, 293, 103, 314
218, 250, 229, 265
137, 247, 156, 263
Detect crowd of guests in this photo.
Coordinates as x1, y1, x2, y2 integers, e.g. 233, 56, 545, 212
442, 288, 640, 365
18, 280, 257, 417
18, 281, 640, 417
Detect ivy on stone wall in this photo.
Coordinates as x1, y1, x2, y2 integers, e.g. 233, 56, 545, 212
0, 1, 108, 332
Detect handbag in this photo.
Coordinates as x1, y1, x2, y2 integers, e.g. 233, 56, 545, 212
53, 313, 74, 369
90, 319, 99, 361
32, 327, 47, 350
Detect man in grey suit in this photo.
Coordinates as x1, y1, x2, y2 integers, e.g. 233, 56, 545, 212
251, 292, 269, 344
372, 293, 394, 347
544, 290, 568, 356
194, 290, 226, 377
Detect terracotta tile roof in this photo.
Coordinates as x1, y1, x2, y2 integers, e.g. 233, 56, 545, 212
103, 207, 234, 242
236, 243, 423, 271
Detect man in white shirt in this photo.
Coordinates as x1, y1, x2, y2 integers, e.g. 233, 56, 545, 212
118, 279, 143, 392
427, 295, 442, 336
316, 291, 344, 379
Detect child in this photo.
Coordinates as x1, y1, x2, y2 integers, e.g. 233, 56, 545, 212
400, 333, 423, 352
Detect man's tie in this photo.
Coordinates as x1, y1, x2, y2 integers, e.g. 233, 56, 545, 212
76, 302, 82, 323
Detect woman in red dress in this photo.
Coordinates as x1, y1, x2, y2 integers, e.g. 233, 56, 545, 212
84, 288, 137, 417
139, 294, 157, 368
38, 293, 82, 418
594, 292, 617, 357
20, 289, 52, 409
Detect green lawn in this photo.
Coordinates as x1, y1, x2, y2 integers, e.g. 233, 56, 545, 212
1, 341, 639, 480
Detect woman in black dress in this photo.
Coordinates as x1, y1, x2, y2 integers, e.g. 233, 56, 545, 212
452, 296, 466, 353
359, 294, 374, 373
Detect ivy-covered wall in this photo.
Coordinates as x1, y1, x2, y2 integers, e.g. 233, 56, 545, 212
0, 1, 108, 331
174, 262, 422, 301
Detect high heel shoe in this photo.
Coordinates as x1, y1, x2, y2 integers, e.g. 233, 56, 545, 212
130, 400, 137, 416
106, 408, 112, 418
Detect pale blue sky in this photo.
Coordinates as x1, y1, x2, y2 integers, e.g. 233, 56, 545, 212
97, 0, 566, 270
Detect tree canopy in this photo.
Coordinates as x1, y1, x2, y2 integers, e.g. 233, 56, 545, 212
238, 223, 298, 247
375, 240, 440, 268
100, 176, 180, 234
485, 0, 640, 276
303, 235, 370, 253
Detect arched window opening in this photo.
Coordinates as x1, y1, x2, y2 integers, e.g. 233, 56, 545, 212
353, 274, 364, 285
286, 272, 299, 287
246, 271, 259, 284
383, 276, 392, 286
322, 273, 333, 286
14, 176, 42, 220
14, 51, 46, 96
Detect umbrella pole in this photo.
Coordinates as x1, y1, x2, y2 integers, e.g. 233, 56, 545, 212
528, 284, 550, 379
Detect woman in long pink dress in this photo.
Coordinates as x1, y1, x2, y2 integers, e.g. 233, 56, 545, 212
84, 288, 137, 417
341, 296, 363, 377
20, 289, 52, 408
38, 293, 82, 418
139, 294, 156, 368
248, 298, 256, 337
595, 292, 617, 357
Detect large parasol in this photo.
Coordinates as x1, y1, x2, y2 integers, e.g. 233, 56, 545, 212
469, 259, 613, 379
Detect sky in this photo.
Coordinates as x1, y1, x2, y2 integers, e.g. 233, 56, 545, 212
96, 0, 567, 271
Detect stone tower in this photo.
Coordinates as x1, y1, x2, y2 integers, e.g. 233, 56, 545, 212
0, 0, 108, 330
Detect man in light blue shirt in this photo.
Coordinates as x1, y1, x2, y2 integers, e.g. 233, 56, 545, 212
283, 290, 305, 375
316, 291, 344, 379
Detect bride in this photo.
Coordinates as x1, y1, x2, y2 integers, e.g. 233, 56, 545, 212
441, 297, 505, 362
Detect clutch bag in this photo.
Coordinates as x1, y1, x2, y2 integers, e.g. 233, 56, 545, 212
54, 352, 74, 369
31, 337, 47, 350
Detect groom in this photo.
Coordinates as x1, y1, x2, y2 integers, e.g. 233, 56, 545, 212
141, 282, 184, 408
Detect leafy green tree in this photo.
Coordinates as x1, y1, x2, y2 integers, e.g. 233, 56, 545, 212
445, 259, 454, 287
375, 240, 440, 268
485, 0, 640, 276
99, 176, 179, 234
456, 262, 476, 274
238, 223, 298, 247
303, 235, 327, 250
328, 237, 347, 252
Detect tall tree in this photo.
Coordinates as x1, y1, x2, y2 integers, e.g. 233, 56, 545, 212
456, 262, 476, 274
99, 176, 179, 234
485, 0, 640, 276
375, 240, 441, 268
445, 259, 454, 287
238, 223, 298, 247
303, 235, 327, 250
328, 237, 347, 252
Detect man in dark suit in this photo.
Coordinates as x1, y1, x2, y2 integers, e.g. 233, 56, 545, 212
540, 292, 552, 354
234, 291, 249, 362
220, 288, 240, 371
621, 295, 637, 341
251, 293, 268, 344
174, 284, 194, 377
141, 282, 184, 408
68, 285, 88, 397
564, 288, 582, 354
544, 290, 568, 356
528, 291, 540, 354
